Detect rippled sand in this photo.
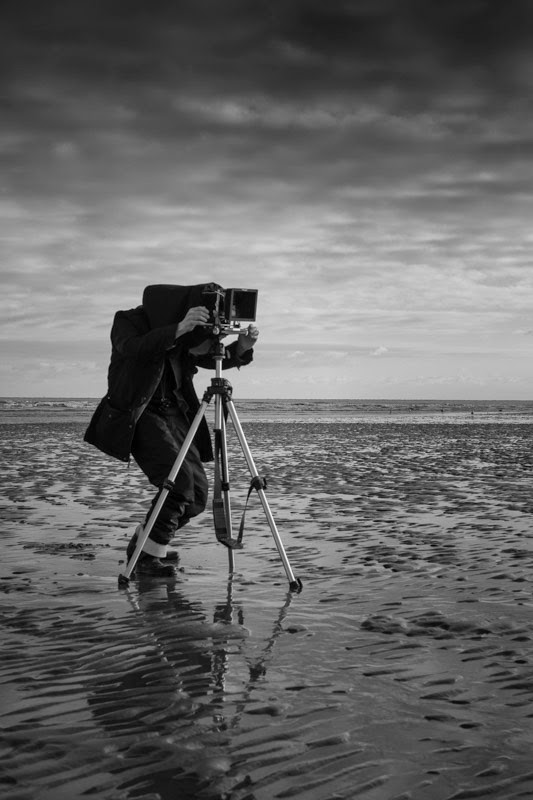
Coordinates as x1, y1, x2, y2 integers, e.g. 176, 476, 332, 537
1, 420, 533, 800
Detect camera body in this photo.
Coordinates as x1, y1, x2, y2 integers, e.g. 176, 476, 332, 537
202, 283, 258, 334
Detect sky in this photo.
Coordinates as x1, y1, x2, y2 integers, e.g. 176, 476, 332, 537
1, 0, 532, 400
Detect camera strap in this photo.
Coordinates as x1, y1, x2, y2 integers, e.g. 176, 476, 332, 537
236, 476, 267, 542
212, 428, 244, 549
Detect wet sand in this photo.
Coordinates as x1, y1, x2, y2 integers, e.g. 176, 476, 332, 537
1, 419, 533, 800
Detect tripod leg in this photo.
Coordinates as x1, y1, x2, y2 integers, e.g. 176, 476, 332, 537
214, 393, 235, 573
118, 399, 210, 586
225, 399, 302, 592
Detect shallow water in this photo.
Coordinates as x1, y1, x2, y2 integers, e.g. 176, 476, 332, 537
1, 420, 533, 799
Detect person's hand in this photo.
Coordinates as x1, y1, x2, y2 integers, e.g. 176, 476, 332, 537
176, 306, 210, 337
236, 324, 259, 354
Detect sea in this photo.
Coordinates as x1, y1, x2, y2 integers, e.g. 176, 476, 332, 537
1, 396, 532, 425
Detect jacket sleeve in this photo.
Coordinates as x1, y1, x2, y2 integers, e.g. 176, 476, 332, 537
111, 311, 178, 362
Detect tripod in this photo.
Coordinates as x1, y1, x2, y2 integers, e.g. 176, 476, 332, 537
118, 339, 302, 593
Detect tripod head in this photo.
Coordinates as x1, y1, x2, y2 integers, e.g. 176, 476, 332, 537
208, 336, 229, 362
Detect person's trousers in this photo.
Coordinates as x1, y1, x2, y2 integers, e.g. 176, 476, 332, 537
131, 406, 209, 550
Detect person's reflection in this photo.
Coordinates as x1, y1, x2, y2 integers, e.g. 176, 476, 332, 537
85, 574, 262, 799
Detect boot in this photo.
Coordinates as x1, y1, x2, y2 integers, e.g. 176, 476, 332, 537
134, 553, 176, 578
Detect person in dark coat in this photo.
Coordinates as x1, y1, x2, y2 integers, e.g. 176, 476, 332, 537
84, 283, 258, 577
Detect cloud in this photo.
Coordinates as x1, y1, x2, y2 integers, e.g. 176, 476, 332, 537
0, 0, 532, 398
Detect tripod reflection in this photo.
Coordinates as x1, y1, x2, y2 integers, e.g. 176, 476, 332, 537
87, 575, 296, 799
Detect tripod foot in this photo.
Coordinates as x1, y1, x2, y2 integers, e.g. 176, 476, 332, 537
118, 573, 130, 588
289, 578, 303, 594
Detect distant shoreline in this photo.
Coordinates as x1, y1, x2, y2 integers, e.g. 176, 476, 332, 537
1, 397, 532, 426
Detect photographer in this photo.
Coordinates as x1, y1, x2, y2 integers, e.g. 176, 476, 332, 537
84, 283, 259, 577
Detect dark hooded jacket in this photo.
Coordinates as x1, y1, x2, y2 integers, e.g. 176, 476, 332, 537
84, 283, 253, 463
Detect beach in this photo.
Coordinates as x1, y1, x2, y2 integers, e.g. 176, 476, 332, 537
1, 401, 533, 799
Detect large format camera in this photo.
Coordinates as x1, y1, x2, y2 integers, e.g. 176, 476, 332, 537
142, 282, 257, 340
202, 283, 258, 335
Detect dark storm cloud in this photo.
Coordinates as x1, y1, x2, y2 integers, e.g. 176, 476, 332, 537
2, 0, 531, 219
3, 0, 532, 115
